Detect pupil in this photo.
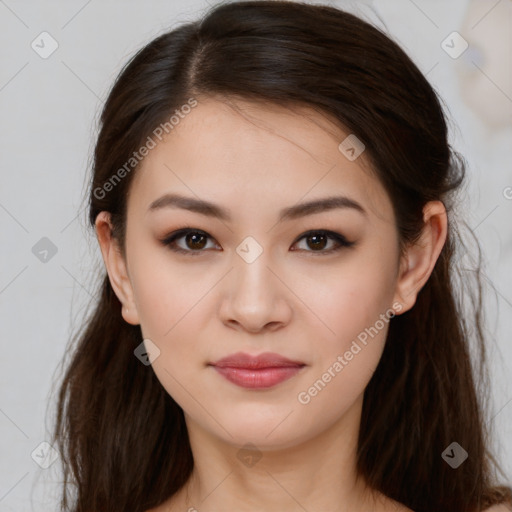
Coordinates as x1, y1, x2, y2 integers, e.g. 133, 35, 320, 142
309, 234, 326, 250
187, 233, 206, 250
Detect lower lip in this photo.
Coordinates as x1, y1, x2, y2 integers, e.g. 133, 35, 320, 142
212, 366, 303, 389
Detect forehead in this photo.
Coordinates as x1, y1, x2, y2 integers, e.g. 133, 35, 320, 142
128, 97, 394, 225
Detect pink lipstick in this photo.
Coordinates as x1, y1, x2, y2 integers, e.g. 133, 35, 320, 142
209, 352, 305, 389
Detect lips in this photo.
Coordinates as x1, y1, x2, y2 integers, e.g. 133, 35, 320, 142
209, 352, 305, 389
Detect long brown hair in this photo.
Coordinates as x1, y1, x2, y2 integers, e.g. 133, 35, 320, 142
49, 1, 512, 510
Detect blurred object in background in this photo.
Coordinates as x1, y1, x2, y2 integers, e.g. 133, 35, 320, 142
456, 0, 512, 131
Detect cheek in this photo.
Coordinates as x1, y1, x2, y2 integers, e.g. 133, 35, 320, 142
294, 276, 394, 428
293, 258, 396, 409
299, 260, 396, 349
129, 245, 211, 339
130, 259, 211, 409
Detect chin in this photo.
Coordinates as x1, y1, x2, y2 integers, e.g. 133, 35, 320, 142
198, 409, 320, 452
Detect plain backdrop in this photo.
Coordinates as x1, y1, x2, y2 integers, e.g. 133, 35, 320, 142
0, 0, 511, 510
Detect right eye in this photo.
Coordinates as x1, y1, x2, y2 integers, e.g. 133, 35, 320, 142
160, 228, 221, 256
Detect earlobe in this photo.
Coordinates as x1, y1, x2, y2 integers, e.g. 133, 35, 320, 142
392, 201, 448, 315
95, 211, 140, 325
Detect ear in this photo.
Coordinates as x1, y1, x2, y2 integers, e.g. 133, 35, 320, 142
95, 211, 140, 325
392, 200, 448, 315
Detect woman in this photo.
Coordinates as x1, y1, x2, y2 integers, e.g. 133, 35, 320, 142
50, 1, 512, 511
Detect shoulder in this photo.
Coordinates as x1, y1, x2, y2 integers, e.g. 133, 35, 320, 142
482, 504, 512, 512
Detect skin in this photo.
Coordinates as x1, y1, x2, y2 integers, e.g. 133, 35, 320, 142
95, 97, 447, 511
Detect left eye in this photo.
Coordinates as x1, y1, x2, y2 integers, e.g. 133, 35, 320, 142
161, 228, 354, 256
292, 230, 355, 254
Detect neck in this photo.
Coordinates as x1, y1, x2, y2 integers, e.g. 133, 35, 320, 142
167, 394, 397, 512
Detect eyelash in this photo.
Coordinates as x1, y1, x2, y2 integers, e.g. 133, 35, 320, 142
160, 227, 355, 257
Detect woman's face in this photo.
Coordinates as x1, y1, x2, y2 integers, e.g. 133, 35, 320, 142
104, 97, 410, 449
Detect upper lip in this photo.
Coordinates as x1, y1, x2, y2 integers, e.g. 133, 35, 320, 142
210, 352, 305, 369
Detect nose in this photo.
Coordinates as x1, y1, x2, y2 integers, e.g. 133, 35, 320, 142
218, 251, 293, 334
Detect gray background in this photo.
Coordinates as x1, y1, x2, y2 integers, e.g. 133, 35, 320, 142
0, 0, 511, 510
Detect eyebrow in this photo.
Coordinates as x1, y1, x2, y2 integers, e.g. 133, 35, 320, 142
147, 193, 367, 222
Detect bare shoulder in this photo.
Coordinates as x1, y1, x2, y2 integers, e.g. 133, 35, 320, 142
404, 504, 512, 512
388, 504, 512, 512
482, 504, 512, 512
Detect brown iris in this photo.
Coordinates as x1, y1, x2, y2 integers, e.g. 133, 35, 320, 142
185, 232, 208, 250
306, 233, 328, 251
